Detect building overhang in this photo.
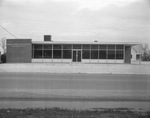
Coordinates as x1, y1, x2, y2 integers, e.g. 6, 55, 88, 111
32, 41, 140, 46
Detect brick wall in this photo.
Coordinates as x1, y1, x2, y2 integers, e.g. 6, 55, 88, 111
7, 39, 32, 63
125, 46, 131, 64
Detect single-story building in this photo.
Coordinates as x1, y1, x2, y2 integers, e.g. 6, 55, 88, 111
131, 45, 143, 62
6, 35, 140, 64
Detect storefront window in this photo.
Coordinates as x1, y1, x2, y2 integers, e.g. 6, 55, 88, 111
53, 50, 61, 59
116, 51, 123, 59
82, 50, 90, 59
43, 50, 52, 58
99, 50, 107, 59
73, 45, 81, 49
63, 45, 72, 50
91, 45, 98, 49
53, 45, 62, 49
34, 44, 42, 50
33, 44, 43, 58
108, 50, 115, 59
63, 50, 71, 59
32, 43, 125, 61
34, 50, 42, 58
99, 45, 107, 49
116, 45, 124, 49
44, 45, 52, 50
82, 45, 90, 49
91, 50, 98, 59
108, 45, 115, 49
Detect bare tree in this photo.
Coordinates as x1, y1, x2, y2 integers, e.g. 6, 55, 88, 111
143, 43, 149, 53
0, 37, 6, 54
142, 43, 150, 61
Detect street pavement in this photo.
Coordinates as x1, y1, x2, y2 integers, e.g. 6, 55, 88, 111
0, 73, 150, 101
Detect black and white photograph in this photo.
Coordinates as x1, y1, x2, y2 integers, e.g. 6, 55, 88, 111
0, 0, 150, 117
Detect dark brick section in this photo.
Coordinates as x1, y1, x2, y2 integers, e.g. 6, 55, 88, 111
7, 39, 32, 63
124, 46, 131, 64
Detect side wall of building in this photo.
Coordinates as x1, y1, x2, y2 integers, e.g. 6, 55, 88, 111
131, 47, 137, 61
7, 39, 32, 63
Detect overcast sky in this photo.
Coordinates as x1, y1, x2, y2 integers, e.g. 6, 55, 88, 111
0, 0, 150, 45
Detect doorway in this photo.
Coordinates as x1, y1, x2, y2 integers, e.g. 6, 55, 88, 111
72, 50, 82, 62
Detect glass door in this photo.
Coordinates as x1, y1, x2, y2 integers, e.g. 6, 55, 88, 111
73, 50, 77, 62
72, 50, 82, 62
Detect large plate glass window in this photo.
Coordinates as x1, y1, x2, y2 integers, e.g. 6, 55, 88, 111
108, 50, 115, 59
73, 45, 81, 49
53, 44, 62, 59
99, 50, 107, 59
91, 45, 98, 49
82, 45, 90, 49
34, 50, 42, 58
82, 50, 90, 59
63, 50, 71, 59
116, 51, 123, 59
33, 44, 43, 58
91, 50, 98, 59
53, 50, 62, 59
43, 44, 52, 58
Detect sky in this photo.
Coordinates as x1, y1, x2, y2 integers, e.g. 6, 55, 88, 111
0, 0, 150, 46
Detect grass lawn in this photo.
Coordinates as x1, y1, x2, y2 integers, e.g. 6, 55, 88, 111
0, 108, 149, 118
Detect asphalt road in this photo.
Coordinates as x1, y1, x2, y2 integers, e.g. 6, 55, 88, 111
0, 73, 150, 110
0, 73, 150, 90
0, 73, 150, 98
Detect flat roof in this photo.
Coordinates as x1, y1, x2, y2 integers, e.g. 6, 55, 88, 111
32, 41, 140, 46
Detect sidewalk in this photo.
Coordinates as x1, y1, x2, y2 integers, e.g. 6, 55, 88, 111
0, 62, 150, 74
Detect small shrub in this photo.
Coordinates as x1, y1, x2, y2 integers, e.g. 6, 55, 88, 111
1, 53, 6, 63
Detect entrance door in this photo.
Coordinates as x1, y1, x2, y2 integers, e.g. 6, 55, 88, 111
72, 50, 82, 62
